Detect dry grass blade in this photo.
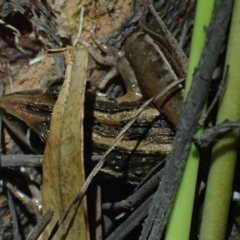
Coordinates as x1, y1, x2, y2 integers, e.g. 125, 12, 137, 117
42, 46, 89, 240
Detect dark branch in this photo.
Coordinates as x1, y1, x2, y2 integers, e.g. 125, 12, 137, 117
140, 0, 234, 239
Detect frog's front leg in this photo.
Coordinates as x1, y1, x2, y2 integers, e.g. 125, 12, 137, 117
78, 25, 142, 102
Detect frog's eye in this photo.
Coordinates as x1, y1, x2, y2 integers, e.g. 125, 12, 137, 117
27, 128, 45, 153
47, 85, 61, 101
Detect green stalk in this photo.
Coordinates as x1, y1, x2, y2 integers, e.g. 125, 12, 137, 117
199, 1, 240, 240
165, 0, 214, 239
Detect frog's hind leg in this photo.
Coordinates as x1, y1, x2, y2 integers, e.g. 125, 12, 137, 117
90, 25, 124, 58
78, 36, 119, 68
90, 26, 142, 100
78, 25, 141, 98
78, 25, 125, 90
78, 25, 141, 101
78, 24, 125, 68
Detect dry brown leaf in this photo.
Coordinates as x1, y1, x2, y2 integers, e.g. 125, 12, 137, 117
42, 46, 89, 240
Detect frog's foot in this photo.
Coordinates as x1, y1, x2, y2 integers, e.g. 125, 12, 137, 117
79, 36, 123, 67
90, 24, 124, 60
78, 25, 124, 67
78, 25, 124, 89
117, 91, 142, 103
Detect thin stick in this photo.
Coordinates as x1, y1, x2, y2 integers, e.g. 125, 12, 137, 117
7, 190, 20, 240
26, 208, 54, 240
73, 7, 85, 46
0, 155, 43, 167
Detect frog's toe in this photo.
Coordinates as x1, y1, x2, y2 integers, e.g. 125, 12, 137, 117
98, 67, 118, 90
117, 91, 142, 103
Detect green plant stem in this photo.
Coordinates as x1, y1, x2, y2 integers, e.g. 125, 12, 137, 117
199, 1, 240, 239
165, 0, 214, 239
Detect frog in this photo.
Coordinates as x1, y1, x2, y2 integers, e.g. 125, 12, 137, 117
0, 3, 186, 177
